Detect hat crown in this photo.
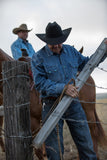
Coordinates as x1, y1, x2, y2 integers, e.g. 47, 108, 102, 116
36, 22, 72, 45
46, 22, 63, 38
19, 24, 28, 30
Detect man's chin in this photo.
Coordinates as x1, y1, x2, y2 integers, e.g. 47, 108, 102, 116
53, 49, 61, 54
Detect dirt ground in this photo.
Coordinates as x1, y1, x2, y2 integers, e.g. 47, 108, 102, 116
0, 98, 107, 160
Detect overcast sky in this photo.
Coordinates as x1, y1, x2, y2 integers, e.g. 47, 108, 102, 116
0, 0, 107, 93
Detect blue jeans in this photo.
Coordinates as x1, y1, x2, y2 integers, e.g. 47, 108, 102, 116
42, 99, 97, 160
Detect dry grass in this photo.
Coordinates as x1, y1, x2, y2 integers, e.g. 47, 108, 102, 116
63, 98, 107, 160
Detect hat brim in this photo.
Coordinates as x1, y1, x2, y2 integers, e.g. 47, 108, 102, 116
13, 28, 32, 34
36, 28, 72, 45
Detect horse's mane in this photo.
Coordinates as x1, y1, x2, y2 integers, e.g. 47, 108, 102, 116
0, 48, 14, 61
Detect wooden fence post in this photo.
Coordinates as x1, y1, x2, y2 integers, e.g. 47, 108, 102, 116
2, 61, 33, 160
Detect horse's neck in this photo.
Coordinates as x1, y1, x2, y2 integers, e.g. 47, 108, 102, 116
0, 49, 14, 61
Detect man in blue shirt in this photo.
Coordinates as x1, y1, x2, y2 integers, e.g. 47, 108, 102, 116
11, 24, 35, 60
31, 22, 98, 160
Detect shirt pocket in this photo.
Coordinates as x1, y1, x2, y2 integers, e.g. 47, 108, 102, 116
45, 65, 61, 81
67, 62, 78, 79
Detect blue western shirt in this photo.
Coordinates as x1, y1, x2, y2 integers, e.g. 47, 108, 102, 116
11, 38, 35, 60
31, 44, 89, 98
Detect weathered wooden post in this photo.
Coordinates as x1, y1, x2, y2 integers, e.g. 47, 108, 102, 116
2, 61, 33, 160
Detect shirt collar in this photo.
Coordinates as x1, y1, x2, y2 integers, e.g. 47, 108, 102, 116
62, 45, 67, 54
45, 44, 67, 56
18, 37, 28, 43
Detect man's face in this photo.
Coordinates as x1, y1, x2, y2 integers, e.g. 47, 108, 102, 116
48, 44, 62, 54
17, 31, 28, 40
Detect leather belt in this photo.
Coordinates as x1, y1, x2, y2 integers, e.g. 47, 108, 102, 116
42, 96, 58, 101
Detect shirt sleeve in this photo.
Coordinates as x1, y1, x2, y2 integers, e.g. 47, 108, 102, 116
31, 54, 65, 97
11, 43, 22, 60
27, 43, 36, 58
71, 47, 89, 71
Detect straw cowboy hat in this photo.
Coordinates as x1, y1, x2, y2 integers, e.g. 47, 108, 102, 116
36, 22, 72, 45
12, 24, 32, 34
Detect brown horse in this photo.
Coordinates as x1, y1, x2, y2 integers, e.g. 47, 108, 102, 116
0, 48, 106, 160
79, 77, 106, 160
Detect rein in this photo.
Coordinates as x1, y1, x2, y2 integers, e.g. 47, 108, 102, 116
42, 78, 75, 160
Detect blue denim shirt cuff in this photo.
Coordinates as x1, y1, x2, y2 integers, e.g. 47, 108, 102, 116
55, 83, 65, 94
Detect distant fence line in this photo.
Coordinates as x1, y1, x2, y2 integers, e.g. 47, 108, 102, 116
98, 66, 107, 72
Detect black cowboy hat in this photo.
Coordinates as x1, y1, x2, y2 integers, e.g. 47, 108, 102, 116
36, 22, 72, 45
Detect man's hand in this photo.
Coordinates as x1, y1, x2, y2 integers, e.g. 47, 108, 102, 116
65, 84, 79, 98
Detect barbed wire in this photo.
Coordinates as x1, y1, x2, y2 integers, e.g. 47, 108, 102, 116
0, 74, 106, 92
97, 66, 107, 72
0, 74, 30, 95
77, 77, 107, 90
74, 98, 107, 105
44, 143, 107, 156
0, 63, 107, 158
0, 74, 29, 82
61, 118, 107, 125
76, 66, 107, 89
6, 135, 32, 139
49, 110, 107, 125
0, 65, 107, 91
0, 74, 30, 93
0, 66, 107, 132
48, 111, 107, 125
1, 63, 29, 75
5, 102, 30, 109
